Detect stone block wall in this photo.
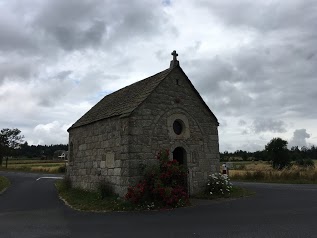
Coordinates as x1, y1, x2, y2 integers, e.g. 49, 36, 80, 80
128, 67, 220, 195
67, 117, 130, 196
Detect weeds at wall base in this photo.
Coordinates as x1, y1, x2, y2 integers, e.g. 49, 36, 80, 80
55, 179, 134, 212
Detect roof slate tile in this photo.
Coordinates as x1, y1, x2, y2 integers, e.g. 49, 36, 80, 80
68, 68, 171, 130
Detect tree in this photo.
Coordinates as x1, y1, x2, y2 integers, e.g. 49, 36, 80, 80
0, 128, 24, 167
265, 137, 289, 169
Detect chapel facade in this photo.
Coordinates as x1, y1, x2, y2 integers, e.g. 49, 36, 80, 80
67, 51, 220, 196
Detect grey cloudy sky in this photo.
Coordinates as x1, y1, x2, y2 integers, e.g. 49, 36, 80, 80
0, 0, 316, 152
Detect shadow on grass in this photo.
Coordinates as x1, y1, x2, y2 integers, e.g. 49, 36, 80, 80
55, 180, 134, 212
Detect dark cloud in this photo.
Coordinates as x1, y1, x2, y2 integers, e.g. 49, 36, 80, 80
0, 0, 173, 133
34, 0, 107, 51
188, 37, 317, 120
32, 0, 170, 51
0, 0, 172, 59
0, 59, 38, 84
238, 120, 247, 126
54, 70, 73, 80
252, 118, 286, 133
199, 0, 317, 33
289, 129, 310, 148
237, 43, 317, 119
33, 70, 122, 108
189, 0, 317, 122
0, 13, 37, 53
241, 130, 248, 135
187, 57, 254, 116
240, 141, 263, 152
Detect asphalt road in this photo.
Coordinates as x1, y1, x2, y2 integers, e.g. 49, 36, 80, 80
0, 171, 317, 238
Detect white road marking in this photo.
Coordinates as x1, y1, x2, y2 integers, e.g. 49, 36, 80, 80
36, 177, 63, 181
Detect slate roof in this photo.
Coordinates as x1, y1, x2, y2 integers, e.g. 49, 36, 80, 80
68, 68, 172, 130
68, 65, 219, 131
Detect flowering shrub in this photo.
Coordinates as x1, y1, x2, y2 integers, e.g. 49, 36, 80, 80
206, 173, 232, 197
125, 150, 190, 209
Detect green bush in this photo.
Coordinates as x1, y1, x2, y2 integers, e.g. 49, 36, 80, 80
265, 138, 290, 169
295, 158, 315, 168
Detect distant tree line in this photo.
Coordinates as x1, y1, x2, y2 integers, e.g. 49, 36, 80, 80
221, 138, 317, 169
221, 145, 317, 162
16, 142, 68, 159
1, 128, 68, 165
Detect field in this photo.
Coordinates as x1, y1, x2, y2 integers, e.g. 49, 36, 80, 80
2, 158, 317, 182
228, 160, 317, 184
0, 158, 66, 173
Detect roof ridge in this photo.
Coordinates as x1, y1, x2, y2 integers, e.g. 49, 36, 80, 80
105, 68, 171, 98
125, 67, 175, 116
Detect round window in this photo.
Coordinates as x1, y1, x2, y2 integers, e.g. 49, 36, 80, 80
173, 120, 183, 135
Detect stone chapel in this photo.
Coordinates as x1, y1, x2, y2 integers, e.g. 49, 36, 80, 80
67, 51, 220, 196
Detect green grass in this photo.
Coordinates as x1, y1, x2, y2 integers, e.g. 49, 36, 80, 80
55, 180, 134, 211
193, 186, 255, 200
0, 176, 10, 192
56, 179, 254, 212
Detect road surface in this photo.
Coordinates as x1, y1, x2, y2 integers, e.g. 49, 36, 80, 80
0, 171, 316, 238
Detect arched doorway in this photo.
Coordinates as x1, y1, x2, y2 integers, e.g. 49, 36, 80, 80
173, 147, 186, 165
172, 147, 189, 194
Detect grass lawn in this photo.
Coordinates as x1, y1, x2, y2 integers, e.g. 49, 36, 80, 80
193, 186, 255, 200
55, 179, 254, 212
0, 176, 10, 192
55, 180, 133, 212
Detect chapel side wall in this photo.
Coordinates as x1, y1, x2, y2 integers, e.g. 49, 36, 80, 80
67, 117, 129, 196
128, 67, 220, 194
